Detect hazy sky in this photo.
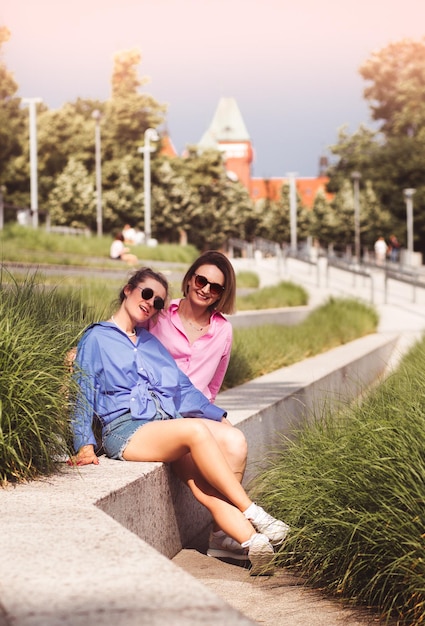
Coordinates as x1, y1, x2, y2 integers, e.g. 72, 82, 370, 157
2, 0, 425, 177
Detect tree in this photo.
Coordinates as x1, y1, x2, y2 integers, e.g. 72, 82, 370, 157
0, 27, 26, 192
47, 158, 95, 229
174, 147, 255, 250
105, 49, 166, 160
327, 125, 380, 192
360, 38, 425, 138
327, 38, 425, 254
256, 183, 311, 247
310, 190, 336, 247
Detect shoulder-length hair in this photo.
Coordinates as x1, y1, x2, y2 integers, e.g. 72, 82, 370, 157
181, 251, 236, 315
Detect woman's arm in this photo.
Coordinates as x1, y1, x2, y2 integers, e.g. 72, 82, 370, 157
70, 330, 99, 454
208, 324, 233, 402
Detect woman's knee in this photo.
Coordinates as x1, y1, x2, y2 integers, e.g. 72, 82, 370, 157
187, 419, 215, 446
220, 426, 248, 462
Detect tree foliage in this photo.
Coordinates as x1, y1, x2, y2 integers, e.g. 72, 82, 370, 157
3, 27, 425, 256
360, 38, 425, 138
0, 27, 26, 190
327, 38, 425, 255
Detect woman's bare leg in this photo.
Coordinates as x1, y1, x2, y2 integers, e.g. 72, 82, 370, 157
202, 419, 247, 482
123, 418, 252, 513
192, 418, 247, 533
171, 453, 255, 544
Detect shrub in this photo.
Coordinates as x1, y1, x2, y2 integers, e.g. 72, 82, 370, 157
253, 335, 425, 624
0, 270, 92, 484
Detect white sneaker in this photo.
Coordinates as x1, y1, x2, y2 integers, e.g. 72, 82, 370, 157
248, 533, 275, 576
247, 505, 290, 547
207, 532, 249, 561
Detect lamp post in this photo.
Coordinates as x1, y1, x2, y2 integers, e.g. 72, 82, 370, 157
92, 110, 103, 237
351, 171, 361, 262
403, 188, 416, 265
138, 128, 159, 243
286, 172, 297, 254
22, 97, 42, 228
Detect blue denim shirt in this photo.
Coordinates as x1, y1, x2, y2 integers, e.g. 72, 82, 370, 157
72, 322, 226, 451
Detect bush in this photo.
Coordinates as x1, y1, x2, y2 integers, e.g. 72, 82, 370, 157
0, 270, 93, 484
253, 335, 425, 624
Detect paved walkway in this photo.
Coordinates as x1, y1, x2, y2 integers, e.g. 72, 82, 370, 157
173, 255, 425, 626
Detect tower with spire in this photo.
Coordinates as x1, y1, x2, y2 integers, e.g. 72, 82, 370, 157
198, 97, 254, 188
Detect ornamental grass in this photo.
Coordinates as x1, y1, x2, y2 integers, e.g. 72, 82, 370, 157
0, 270, 101, 485
252, 335, 425, 625
223, 297, 378, 389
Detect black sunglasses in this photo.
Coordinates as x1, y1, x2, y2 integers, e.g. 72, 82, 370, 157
194, 274, 225, 297
137, 287, 165, 310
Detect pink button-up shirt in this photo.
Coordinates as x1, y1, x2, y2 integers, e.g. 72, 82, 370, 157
148, 299, 233, 402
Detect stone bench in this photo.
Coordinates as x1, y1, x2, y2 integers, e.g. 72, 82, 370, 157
0, 332, 398, 626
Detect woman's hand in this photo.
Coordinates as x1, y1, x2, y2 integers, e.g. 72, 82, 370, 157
67, 445, 99, 466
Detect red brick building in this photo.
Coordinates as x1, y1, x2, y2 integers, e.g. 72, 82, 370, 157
198, 97, 333, 208
160, 96, 333, 208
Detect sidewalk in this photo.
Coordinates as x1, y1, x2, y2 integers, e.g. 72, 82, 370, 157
172, 255, 425, 626
233, 255, 425, 367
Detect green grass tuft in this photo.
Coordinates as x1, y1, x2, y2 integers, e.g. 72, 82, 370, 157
223, 297, 378, 389
252, 335, 425, 624
0, 270, 91, 484
236, 280, 308, 310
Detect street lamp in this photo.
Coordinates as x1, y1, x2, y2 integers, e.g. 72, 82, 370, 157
138, 128, 159, 243
351, 171, 361, 262
286, 172, 297, 254
22, 97, 42, 228
403, 188, 416, 265
92, 110, 103, 237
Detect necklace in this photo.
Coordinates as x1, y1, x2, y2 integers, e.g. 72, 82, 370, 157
111, 315, 136, 337
179, 300, 210, 332
187, 319, 206, 332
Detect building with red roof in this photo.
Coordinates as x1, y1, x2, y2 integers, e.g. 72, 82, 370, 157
197, 97, 333, 208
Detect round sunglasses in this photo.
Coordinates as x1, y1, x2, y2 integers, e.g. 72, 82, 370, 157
137, 287, 165, 310
194, 274, 225, 297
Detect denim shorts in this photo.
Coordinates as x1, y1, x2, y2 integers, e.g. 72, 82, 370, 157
102, 412, 148, 461
102, 395, 182, 460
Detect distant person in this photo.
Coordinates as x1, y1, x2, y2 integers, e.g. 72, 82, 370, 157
374, 236, 388, 266
109, 232, 138, 266
133, 227, 145, 245
122, 224, 137, 245
389, 234, 401, 263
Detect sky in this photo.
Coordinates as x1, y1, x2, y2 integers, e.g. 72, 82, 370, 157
1, 0, 425, 178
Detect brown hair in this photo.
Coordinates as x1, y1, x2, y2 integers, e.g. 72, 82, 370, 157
181, 251, 236, 314
119, 267, 169, 318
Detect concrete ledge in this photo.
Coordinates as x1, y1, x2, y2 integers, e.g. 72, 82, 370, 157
0, 463, 252, 626
228, 306, 311, 328
0, 332, 399, 626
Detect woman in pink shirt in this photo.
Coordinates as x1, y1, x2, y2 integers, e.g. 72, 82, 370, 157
148, 251, 251, 561
148, 250, 236, 402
